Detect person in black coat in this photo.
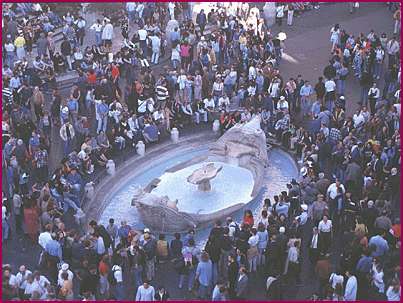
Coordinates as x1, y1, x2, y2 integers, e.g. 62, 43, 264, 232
266, 275, 283, 300
89, 220, 112, 249
227, 254, 239, 299
196, 9, 207, 35
154, 286, 170, 301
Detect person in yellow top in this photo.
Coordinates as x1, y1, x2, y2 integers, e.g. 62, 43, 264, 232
14, 33, 26, 60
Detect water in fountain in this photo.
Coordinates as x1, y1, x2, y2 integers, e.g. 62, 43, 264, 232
151, 162, 254, 214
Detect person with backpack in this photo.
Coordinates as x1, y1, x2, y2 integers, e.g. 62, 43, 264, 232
109, 264, 124, 300
227, 217, 240, 241
140, 231, 157, 282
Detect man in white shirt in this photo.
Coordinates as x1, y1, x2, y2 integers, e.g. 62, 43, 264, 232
374, 45, 384, 79
309, 227, 320, 265
386, 36, 400, 68
203, 97, 215, 121
135, 281, 155, 301
126, 2, 137, 22
138, 27, 148, 57
324, 78, 336, 109
90, 19, 103, 46
168, 2, 175, 20
38, 224, 53, 264
353, 109, 365, 128
16, 265, 32, 296
57, 263, 74, 288
368, 82, 380, 115
344, 270, 358, 301
149, 33, 161, 64
326, 179, 345, 200
32, 271, 51, 299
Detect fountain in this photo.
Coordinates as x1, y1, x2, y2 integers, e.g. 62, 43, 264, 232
187, 163, 222, 192
130, 116, 269, 233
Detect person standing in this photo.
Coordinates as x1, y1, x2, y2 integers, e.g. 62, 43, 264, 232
14, 33, 26, 60
393, 8, 401, 35
287, 4, 294, 26
196, 9, 207, 35
75, 16, 86, 46
344, 270, 358, 301
90, 19, 103, 46
276, 4, 285, 26
195, 252, 213, 299
368, 82, 380, 115
135, 280, 155, 301
308, 227, 320, 267
318, 215, 332, 255
102, 20, 114, 52
61, 38, 73, 70
149, 33, 161, 65
386, 36, 399, 68
235, 267, 249, 300
315, 253, 331, 299
59, 121, 75, 156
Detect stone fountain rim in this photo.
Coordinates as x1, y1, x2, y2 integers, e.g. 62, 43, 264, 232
84, 130, 299, 231
83, 131, 218, 227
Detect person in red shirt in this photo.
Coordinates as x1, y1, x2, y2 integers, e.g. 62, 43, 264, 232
243, 209, 254, 228
87, 69, 97, 85
98, 255, 110, 298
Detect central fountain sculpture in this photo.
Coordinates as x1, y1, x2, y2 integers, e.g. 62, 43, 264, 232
187, 163, 222, 192
132, 116, 268, 233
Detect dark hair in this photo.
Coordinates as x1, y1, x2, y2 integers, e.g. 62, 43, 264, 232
109, 218, 114, 224
174, 233, 181, 240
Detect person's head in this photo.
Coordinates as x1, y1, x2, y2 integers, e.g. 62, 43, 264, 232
89, 220, 97, 228
143, 280, 150, 288
188, 238, 195, 247
372, 82, 377, 88
239, 266, 247, 275
201, 251, 210, 262
174, 232, 181, 240
323, 215, 328, 222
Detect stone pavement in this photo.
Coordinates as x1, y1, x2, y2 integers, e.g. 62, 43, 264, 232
2, 2, 398, 301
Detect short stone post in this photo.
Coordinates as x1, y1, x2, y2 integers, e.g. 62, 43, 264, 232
106, 159, 116, 175
212, 120, 220, 133
171, 127, 179, 143
136, 141, 145, 156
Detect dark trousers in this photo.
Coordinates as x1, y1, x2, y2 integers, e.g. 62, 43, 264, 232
318, 232, 331, 254
309, 247, 319, 265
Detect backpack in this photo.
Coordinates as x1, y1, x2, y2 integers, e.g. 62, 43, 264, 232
107, 269, 117, 286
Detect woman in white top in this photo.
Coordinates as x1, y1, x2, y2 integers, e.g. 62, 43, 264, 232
318, 215, 332, 254
330, 24, 340, 52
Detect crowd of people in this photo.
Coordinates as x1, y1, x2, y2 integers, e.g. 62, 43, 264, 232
2, 2, 401, 301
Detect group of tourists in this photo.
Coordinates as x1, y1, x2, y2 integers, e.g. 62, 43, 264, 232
2, 2, 401, 301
